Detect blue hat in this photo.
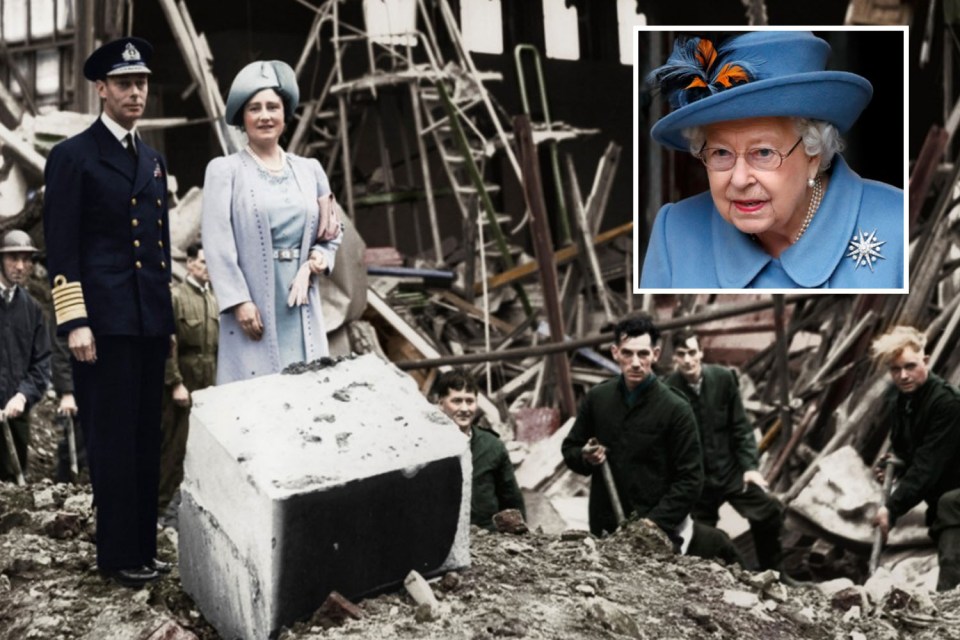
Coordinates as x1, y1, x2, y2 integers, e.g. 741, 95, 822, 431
649, 31, 873, 152
224, 61, 299, 126
83, 37, 153, 81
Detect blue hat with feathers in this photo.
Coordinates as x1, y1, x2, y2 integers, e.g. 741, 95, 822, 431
648, 31, 873, 152
225, 60, 300, 127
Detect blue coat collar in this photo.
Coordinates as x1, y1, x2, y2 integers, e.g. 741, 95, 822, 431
713, 155, 862, 288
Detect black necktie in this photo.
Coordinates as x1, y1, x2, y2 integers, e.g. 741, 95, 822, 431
125, 132, 138, 162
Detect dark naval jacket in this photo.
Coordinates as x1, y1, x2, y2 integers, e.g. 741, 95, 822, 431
562, 375, 703, 537
885, 374, 960, 525
665, 364, 758, 491
43, 118, 174, 337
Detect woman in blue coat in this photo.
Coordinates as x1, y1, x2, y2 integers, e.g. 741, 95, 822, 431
202, 61, 342, 384
639, 31, 904, 289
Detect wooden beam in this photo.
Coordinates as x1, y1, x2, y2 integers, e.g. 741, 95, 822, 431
365, 288, 503, 429
473, 221, 632, 295
514, 114, 576, 419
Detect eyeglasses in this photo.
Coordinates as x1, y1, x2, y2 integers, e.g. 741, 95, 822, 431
697, 137, 803, 172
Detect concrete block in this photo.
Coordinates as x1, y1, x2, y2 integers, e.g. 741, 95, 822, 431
178, 354, 471, 640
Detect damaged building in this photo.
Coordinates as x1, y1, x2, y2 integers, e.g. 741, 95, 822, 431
1, 0, 960, 639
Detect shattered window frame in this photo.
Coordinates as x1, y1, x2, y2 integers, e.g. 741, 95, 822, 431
1, 0, 76, 111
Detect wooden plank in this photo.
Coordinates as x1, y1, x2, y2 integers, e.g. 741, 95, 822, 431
514, 114, 576, 419
0, 122, 45, 179
432, 289, 517, 335
474, 221, 633, 295
565, 153, 614, 323
585, 142, 621, 236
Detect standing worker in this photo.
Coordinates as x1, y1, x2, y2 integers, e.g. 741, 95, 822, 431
159, 242, 218, 526
561, 313, 740, 564
870, 326, 960, 591
0, 230, 51, 482
666, 329, 787, 573
43, 37, 174, 588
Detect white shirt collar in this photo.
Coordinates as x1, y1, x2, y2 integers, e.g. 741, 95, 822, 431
0, 280, 17, 303
100, 112, 137, 145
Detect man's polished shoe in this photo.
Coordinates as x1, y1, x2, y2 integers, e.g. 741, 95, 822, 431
101, 566, 160, 588
148, 558, 173, 574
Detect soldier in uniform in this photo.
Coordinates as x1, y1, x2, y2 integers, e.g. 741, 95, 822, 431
42, 37, 174, 587
0, 230, 51, 482
159, 242, 218, 524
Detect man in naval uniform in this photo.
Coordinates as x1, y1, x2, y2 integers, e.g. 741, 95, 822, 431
42, 37, 174, 588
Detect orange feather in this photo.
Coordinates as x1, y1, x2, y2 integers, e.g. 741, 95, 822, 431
695, 39, 718, 71
714, 64, 750, 88
685, 77, 708, 89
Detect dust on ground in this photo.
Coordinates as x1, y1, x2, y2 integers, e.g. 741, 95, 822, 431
2, 397, 960, 640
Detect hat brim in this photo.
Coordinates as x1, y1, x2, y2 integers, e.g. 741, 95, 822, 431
106, 65, 152, 76
650, 71, 873, 152
224, 61, 300, 127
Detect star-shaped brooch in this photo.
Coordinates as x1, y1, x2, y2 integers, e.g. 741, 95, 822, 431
846, 228, 886, 271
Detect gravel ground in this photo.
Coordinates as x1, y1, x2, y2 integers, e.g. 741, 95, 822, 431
3, 399, 960, 640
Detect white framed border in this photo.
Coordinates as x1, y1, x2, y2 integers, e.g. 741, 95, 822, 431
632, 25, 910, 295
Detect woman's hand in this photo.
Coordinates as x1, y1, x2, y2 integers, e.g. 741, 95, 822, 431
233, 301, 264, 340
287, 263, 313, 307
317, 195, 340, 242
308, 250, 328, 275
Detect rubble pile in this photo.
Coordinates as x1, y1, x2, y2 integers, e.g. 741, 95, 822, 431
4, 465, 960, 640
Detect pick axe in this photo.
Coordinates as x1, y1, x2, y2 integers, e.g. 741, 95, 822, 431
869, 454, 904, 575
584, 438, 626, 526
1, 415, 25, 486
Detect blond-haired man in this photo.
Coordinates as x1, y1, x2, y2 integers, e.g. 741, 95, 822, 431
871, 325, 960, 591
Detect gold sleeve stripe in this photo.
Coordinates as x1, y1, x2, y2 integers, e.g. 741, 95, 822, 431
51, 275, 88, 326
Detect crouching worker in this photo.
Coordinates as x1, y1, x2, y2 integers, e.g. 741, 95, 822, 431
434, 370, 526, 531
870, 326, 960, 591
561, 312, 741, 565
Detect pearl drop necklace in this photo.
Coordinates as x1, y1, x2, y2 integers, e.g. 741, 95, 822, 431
794, 175, 822, 244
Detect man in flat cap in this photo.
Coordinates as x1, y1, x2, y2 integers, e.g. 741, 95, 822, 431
0, 230, 51, 482
43, 37, 174, 588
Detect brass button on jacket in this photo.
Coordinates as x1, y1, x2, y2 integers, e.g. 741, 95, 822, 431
133, 240, 140, 248
135, 260, 143, 269
131, 218, 139, 227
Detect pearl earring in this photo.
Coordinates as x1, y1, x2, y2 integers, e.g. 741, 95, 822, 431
807, 177, 815, 188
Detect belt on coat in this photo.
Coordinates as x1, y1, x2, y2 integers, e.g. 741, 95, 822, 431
273, 248, 300, 261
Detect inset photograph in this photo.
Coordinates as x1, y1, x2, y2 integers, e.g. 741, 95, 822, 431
634, 28, 907, 291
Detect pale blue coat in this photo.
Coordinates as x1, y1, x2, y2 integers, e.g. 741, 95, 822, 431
201, 152, 341, 384
639, 156, 904, 289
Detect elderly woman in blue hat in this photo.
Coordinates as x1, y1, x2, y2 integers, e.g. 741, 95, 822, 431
202, 61, 342, 384
640, 31, 904, 289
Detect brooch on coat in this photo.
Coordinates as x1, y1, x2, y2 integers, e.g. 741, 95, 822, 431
153, 159, 163, 179
846, 228, 886, 271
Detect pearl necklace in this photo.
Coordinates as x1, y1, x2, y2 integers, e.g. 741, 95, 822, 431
245, 144, 286, 174
794, 175, 822, 244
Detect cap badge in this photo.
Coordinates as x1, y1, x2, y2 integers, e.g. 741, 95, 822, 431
122, 43, 141, 63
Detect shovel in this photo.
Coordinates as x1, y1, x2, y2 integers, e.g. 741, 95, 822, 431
62, 413, 78, 481
869, 454, 904, 575
584, 438, 626, 526
1, 415, 25, 486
